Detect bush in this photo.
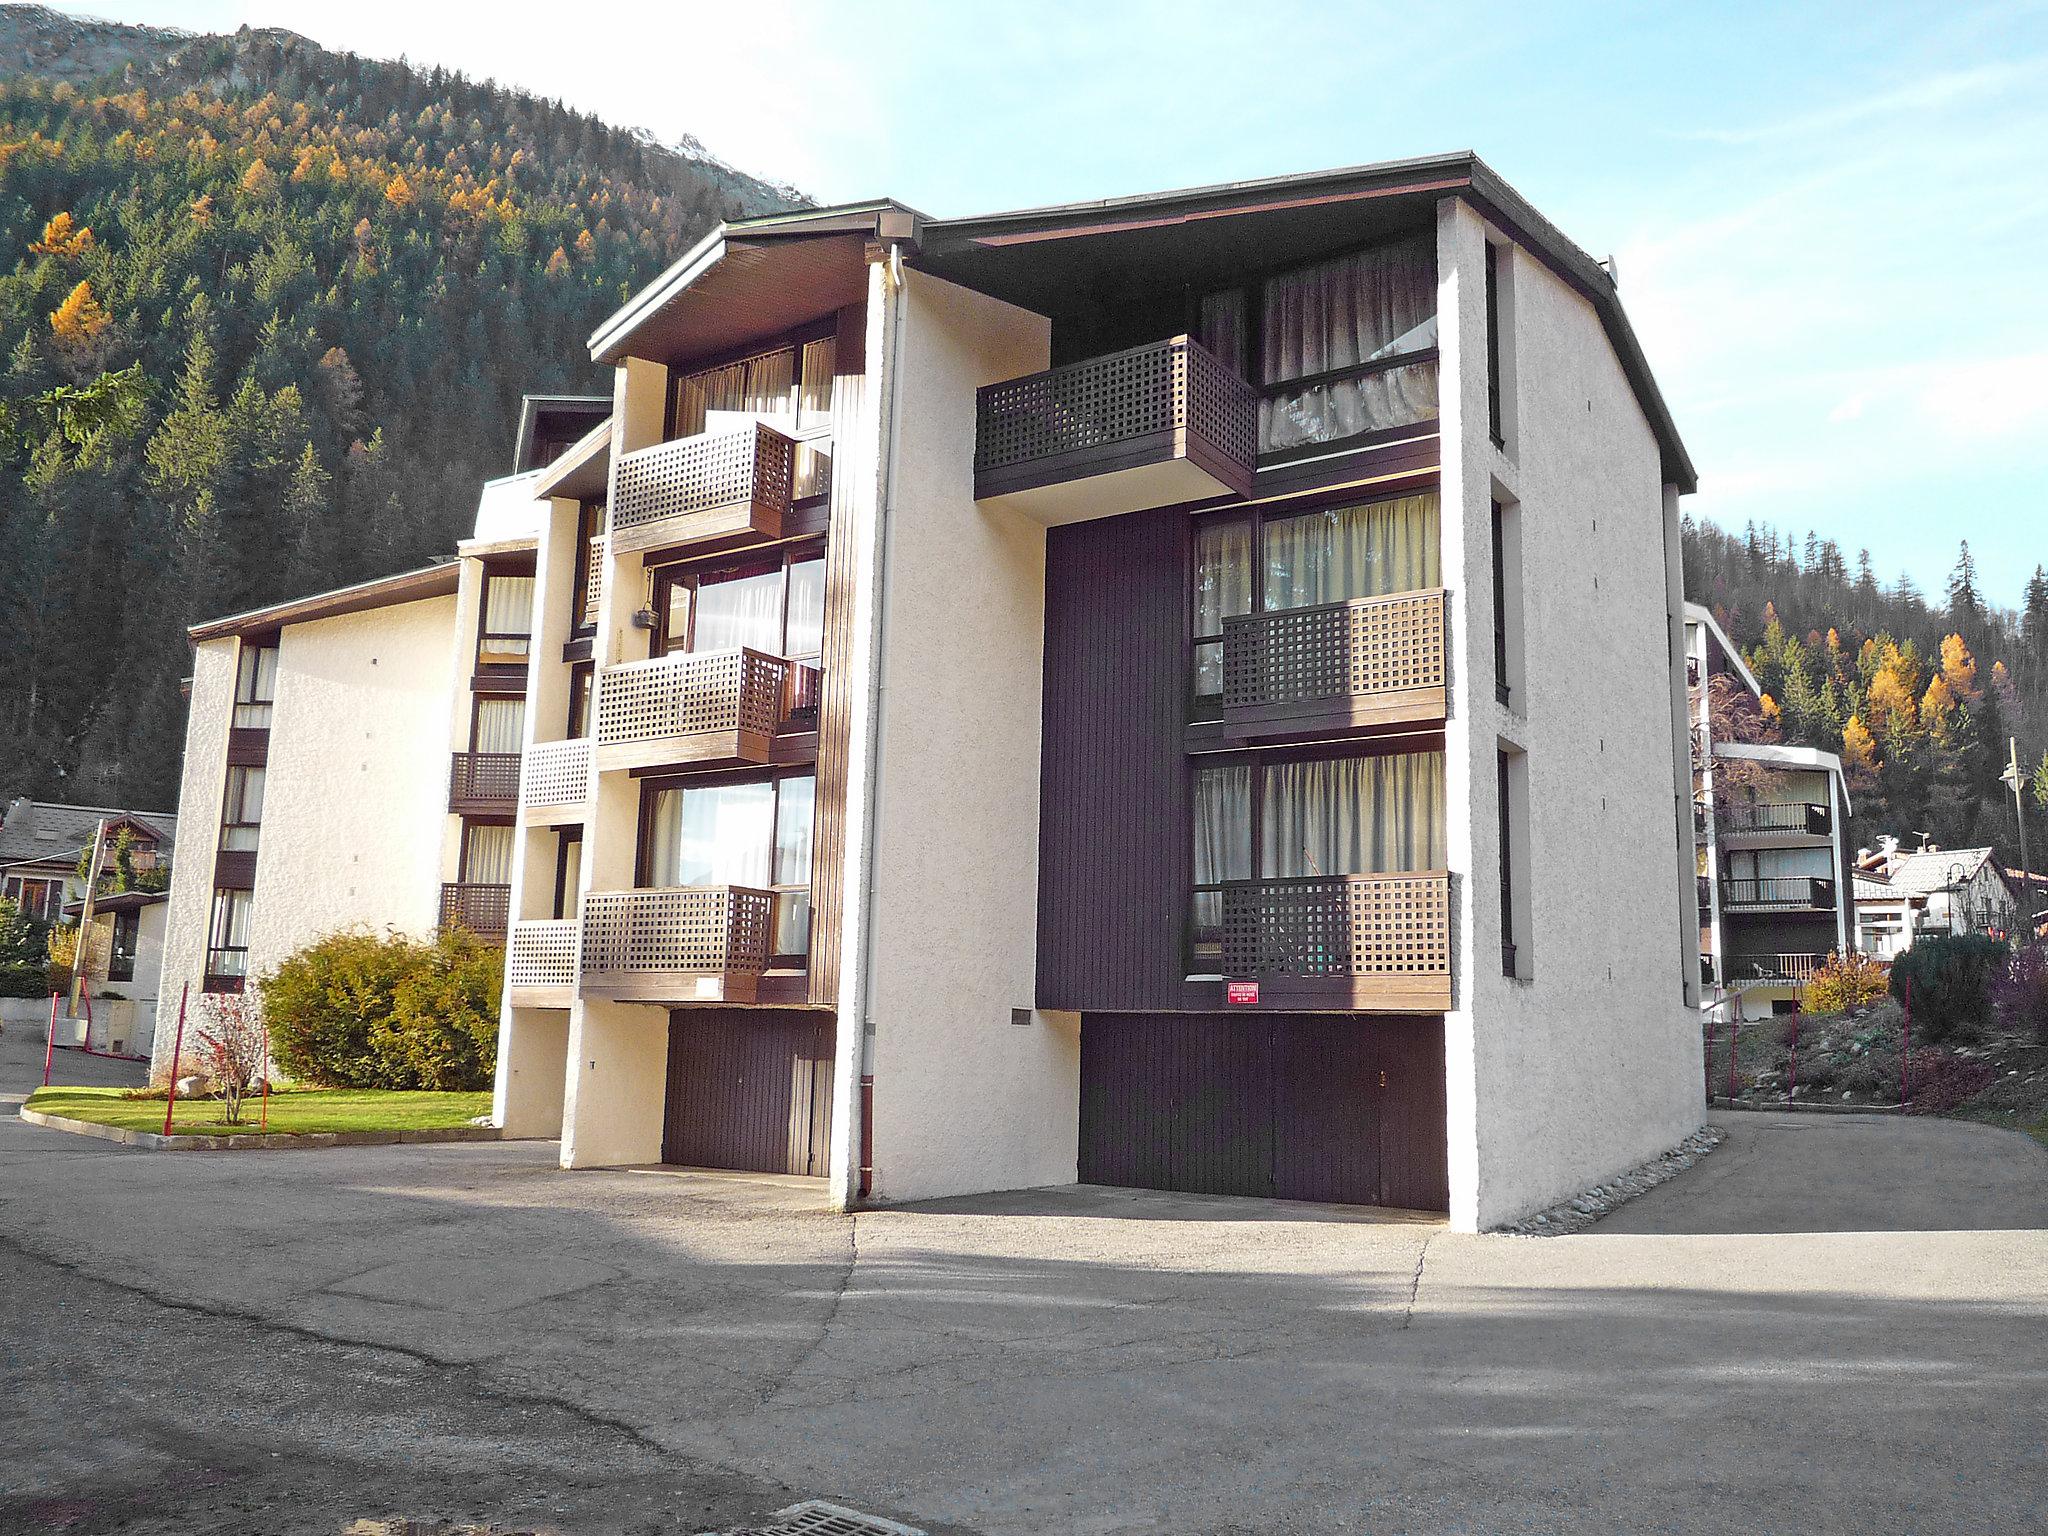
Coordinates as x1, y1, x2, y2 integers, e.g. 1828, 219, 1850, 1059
1888, 933, 2007, 1043
1805, 950, 1890, 1014
262, 927, 500, 1090
1992, 942, 2048, 1042
0, 899, 50, 997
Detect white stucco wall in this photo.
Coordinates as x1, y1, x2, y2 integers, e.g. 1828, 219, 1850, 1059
243, 598, 461, 996
152, 638, 238, 1077
1438, 199, 1703, 1229
858, 268, 1075, 1204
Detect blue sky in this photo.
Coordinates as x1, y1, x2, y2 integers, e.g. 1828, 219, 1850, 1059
52, 0, 2048, 606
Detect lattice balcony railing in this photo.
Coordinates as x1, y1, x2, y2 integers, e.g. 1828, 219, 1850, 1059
579, 534, 606, 628
439, 882, 511, 938
508, 919, 580, 992
610, 423, 793, 542
1221, 589, 1447, 713
521, 737, 592, 809
580, 887, 775, 980
448, 751, 523, 809
974, 335, 1257, 481
1219, 871, 1452, 982
1720, 876, 1837, 910
1726, 952, 1829, 986
594, 648, 787, 749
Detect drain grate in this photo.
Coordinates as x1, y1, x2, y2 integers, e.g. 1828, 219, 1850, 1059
706, 1499, 927, 1536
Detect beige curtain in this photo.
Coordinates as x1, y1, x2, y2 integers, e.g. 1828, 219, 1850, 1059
483, 575, 535, 638
1194, 519, 1254, 696
1262, 751, 1445, 878
463, 824, 515, 886
1262, 492, 1440, 610
677, 346, 796, 437
473, 697, 526, 753
646, 781, 775, 888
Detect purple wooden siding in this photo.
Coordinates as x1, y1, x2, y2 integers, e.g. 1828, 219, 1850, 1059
1036, 505, 1192, 1011
1079, 1012, 1447, 1211
662, 1009, 836, 1177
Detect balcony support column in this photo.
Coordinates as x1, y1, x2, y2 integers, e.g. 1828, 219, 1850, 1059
559, 997, 667, 1168
493, 1005, 569, 1139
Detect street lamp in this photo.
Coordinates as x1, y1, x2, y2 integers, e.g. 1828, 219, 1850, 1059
1999, 738, 2033, 941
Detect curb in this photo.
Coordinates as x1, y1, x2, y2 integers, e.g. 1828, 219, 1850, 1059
1709, 1097, 1906, 1116
16, 1106, 502, 1151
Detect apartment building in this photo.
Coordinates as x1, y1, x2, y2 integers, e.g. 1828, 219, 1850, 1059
492, 153, 1706, 1230
150, 400, 602, 1074
1685, 604, 1854, 1016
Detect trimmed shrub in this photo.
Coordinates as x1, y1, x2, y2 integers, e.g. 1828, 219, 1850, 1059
1991, 942, 2048, 1042
1888, 933, 2007, 1043
1805, 950, 1890, 1014
261, 927, 501, 1090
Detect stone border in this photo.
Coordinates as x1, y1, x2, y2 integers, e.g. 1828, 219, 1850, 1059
1709, 1096, 1905, 1116
1493, 1125, 1726, 1236
17, 1105, 501, 1152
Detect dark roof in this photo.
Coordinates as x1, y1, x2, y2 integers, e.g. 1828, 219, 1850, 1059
189, 562, 460, 643
0, 801, 175, 870
512, 394, 611, 475
590, 155, 1695, 492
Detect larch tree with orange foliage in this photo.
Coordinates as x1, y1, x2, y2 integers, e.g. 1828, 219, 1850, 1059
48, 279, 111, 349
29, 211, 95, 257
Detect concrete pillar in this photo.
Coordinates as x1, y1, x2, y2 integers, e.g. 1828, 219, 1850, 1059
495, 1006, 569, 1137
560, 998, 667, 1167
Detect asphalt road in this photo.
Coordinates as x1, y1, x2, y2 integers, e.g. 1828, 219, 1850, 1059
1, 1100, 2043, 1535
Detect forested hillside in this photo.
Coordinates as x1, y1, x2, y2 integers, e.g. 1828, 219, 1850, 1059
1683, 517, 2048, 863
0, 8, 802, 808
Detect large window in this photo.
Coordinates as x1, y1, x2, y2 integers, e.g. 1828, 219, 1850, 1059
1191, 749, 1446, 966
1199, 232, 1438, 458
206, 888, 253, 984
233, 643, 277, 728
643, 771, 816, 962
478, 570, 535, 668
655, 545, 827, 726
219, 765, 265, 852
1192, 491, 1441, 701
670, 329, 837, 502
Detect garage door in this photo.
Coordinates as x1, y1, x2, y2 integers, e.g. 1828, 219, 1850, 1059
1079, 1013, 1447, 1211
662, 1009, 836, 1176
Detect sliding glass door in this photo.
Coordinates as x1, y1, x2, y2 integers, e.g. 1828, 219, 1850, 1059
643, 771, 817, 963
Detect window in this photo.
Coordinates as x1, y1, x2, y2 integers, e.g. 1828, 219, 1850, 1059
460, 822, 515, 887
571, 502, 604, 633
478, 570, 535, 667
1490, 498, 1523, 709
653, 544, 827, 726
471, 695, 527, 754
1201, 232, 1439, 458
1497, 744, 1531, 979
1498, 751, 1515, 976
566, 664, 593, 739
1191, 491, 1441, 703
670, 329, 837, 502
219, 765, 265, 852
1191, 764, 1252, 966
233, 644, 277, 728
642, 771, 817, 964
108, 909, 138, 983
553, 832, 583, 921
206, 888, 253, 984
1485, 242, 1505, 448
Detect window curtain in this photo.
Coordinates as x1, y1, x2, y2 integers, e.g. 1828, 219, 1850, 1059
678, 347, 796, 437
463, 824, 515, 886
1261, 751, 1445, 878
484, 575, 535, 638
774, 775, 816, 955
1261, 492, 1440, 610
797, 337, 836, 429
1192, 765, 1252, 953
1197, 289, 1250, 379
221, 767, 264, 851
691, 569, 784, 655
1259, 233, 1439, 451
473, 697, 526, 753
1193, 519, 1254, 696
784, 558, 826, 658
647, 781, 775, 888
209, 890, 252, 970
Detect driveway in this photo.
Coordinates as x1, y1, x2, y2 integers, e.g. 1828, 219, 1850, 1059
0, 1107, 2042, 1534
0, 1019, 149, 1105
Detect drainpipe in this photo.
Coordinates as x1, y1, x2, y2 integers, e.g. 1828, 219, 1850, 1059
839, 240, 910, 1209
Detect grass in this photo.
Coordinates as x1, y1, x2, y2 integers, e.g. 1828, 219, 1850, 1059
24, 1085, 492, 1137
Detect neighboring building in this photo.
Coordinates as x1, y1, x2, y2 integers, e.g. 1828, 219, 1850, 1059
61, 887, 168, 1056
1853, 842, 2022, 959
150, 400, 601, 1079
0, 799, 174, 924
1684, 605, 1854, 1017
481, 152, 1705, 1231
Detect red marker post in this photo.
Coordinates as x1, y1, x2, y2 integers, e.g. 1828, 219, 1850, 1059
41, 991, 57, 1087
162, 983, 190, 1138
259, 1020, 270, 1131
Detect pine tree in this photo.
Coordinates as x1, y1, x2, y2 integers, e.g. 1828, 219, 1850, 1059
2024, 567, 2048, 659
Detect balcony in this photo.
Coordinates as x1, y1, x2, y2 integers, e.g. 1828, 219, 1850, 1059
1218, 870, 1451, 1010
609, 423, 794, 558
974, 336, 1257, 524
521, 738, 591, 824
1725, 952, 1829, 989
507, 919, 579, 1008
579, 886, 775, 1005
1720, 876, 1837, 912
1716, 801, 1831, 840
448, 751, 522, 814
1221, 589, 1447, 739
439, 881, 511, 938
594, 648, 789, 774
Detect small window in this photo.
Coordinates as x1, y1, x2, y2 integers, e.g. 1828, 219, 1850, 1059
478, 571, 535, 667
1497, 745, 1532, 979
108, 908, 139, 983
571, 502, 603, 633
566, 665, 593, 739
472, 695, 526, 755
233, 644, 278, 728
220, 764, 265, 852
460, 822, 515, 887
1491, 497, 1523, 710
206, 887, 253, 982
1485, 242, 1506, 449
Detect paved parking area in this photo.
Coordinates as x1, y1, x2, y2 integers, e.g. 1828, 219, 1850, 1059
1, 1103, 2043, 1534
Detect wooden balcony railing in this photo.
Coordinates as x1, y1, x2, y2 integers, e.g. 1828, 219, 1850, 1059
1725, 952, 1829, 987
579, 886, 775, 1004
1715, 801, 1831, 838
439, 881, 511, 938
1721, 876, 1837, 911
973, 335, 1258, 521
507, 918, 579, 1003
1221, 589, 1447, 737
448, 751, 522, 813
520, 737, 591, 819
1218, 870, 1451, 1010
609, 423, 793, 557
593, 648, 788, 773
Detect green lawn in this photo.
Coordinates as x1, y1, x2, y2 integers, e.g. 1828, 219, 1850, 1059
25, 1085, 492, 1137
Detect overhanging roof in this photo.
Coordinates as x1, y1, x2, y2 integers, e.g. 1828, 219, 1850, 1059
1685, 602, 1761, 698
189, 562, 459, 643
532, 416, 613, 501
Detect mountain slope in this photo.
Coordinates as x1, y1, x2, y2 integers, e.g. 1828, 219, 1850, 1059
0, 7, 804, 807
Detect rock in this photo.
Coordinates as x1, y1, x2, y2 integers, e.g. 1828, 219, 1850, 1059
175, 1075, 211, 1096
